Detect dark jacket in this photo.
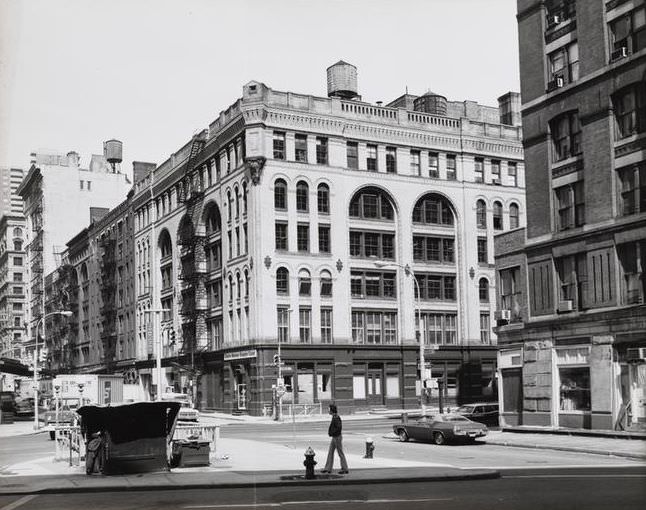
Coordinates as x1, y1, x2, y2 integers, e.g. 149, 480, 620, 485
328, 414, 342, 437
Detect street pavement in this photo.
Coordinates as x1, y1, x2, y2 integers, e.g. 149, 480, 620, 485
0, 408, 644, 495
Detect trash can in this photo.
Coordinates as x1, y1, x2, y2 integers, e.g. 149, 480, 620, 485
171, 439, 210, 468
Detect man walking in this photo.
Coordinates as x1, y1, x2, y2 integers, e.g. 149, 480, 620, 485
321, 403, 349, 474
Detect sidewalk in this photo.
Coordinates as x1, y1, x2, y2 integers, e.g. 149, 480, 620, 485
0, 435, 498, 495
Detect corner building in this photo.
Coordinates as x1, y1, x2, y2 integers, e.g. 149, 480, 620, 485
134, 62, 525, 414
495, 0, 646, 431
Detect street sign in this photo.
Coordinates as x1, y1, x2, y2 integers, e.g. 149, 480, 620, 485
275, 384, 286, 397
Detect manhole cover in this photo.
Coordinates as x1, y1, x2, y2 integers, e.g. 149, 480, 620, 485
280, 474, 343, 481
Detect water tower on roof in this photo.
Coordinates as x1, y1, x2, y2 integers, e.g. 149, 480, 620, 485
103, 139, 123, 172
414, 90, 448, 117
327, 60, 359, 100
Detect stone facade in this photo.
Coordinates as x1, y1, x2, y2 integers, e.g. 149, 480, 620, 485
123, 64, 525, 414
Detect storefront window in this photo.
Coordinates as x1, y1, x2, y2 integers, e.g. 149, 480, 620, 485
559, 367, 590, 411
353, 375, 366, 399
386, 375, 400, 398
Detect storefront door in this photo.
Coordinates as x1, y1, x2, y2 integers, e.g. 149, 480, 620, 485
367, 369, 383, 405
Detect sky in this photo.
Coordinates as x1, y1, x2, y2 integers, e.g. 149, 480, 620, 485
0, 0, 520, 177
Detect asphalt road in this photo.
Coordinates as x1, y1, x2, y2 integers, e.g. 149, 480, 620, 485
0, 467, 645, 510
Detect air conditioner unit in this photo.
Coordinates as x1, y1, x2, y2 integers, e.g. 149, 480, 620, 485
492, 178, 501, 185
548, 75, 565, 92
558, 300, 574, 313
550, 15, 561, 26
626, 347, 646, 361
494, 309, 512, 321
611, 47, 628, 61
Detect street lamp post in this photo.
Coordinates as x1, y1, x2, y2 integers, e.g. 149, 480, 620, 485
374, 261, 427, 417
33, 310, 73, 430
275, 308, 292, 422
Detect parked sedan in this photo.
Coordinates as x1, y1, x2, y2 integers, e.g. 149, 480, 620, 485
393, 414, 488, 445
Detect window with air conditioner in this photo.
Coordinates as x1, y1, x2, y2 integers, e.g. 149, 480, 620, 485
548, 42, 578, 89
610, 7, 646, 58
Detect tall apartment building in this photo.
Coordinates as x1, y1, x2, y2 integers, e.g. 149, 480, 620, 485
0, 167, 26, 359
16, 144, 132, 359
130, 61, 525, 414
495, 0, 646, 431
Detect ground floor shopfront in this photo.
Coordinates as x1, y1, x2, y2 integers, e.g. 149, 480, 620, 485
496, 308, 646, 431
189, 343, 497, 416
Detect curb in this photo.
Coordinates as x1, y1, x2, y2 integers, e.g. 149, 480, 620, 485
0, 469, 501, 495
485, 440, 646, 460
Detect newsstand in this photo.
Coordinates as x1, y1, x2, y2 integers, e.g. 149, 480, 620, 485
171, 437, 211, 468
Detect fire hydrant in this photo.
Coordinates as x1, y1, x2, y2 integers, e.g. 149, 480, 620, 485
364, 437, 375, 459
303, 446, 317, 479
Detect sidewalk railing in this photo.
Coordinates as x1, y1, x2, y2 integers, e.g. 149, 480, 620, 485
284, 403, 322, 418
173, 424, 219, 455
54, 426, 85, 466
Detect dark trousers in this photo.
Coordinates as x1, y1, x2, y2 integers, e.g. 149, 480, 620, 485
324, 435, 348, 471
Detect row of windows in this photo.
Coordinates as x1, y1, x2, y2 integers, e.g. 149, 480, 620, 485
276, 268, 333, 297
273, 131, 520, 185
476, 200, 520, 230
275, 222, 330, 253
274, 180, 329, 214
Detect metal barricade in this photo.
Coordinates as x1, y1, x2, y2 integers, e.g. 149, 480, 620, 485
285, 403, 323, 418
173, 424, 219, 455
54, 425, 85, 466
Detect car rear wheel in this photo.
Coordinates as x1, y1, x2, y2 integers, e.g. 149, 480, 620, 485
433, 432, 445, 445
397, 429, 409, 442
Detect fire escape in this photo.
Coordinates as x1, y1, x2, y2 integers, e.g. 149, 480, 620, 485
58, 263, 78, 372
176, 131, 208, 370
99, 238, 118, 371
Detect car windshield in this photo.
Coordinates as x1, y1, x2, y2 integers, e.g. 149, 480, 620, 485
456, 405, 475, 413
438, 414, 470, 422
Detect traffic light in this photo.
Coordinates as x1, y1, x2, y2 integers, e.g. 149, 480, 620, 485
38, 347, 48, 363
169, 329, 176, 345
273, 354, 280, 366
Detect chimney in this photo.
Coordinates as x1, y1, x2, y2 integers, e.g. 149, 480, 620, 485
132, 161, 157, 184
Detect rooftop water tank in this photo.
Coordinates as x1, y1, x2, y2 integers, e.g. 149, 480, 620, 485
327, 60, 359, 99
103, 139, 123, 171
413, 91, 448, 117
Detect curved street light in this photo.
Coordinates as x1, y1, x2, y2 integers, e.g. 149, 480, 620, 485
33, 310, 73, 430
373, 260, 427, 417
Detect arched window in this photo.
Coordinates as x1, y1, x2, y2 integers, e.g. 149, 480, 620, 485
12, 227, 22, 238
479, 278, 489, 302
237, 273, 242, 299
227, 190, 233, 221
14, 240, 22, 251
204, 203, 221, 235
228, 275, 234, 303
320, 270, 333, 298
159, 230, 172, 258
276, 267, 289, 295
476, 200, 487, 229
510, 203, 520, 229
274, 179, 287, 210
242, 182, 248, 215
296, 181, 309, 212
244, 270, 250, 298
298, 269, 311, 296
349, 187, 394, 220
317, 184, 330, 214
493, 201, 503, 230
234, 186, 240, 219
413, 193, 454, 225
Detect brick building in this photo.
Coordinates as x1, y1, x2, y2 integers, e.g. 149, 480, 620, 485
128, 61, 525, 414
495, 0, 646, 431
